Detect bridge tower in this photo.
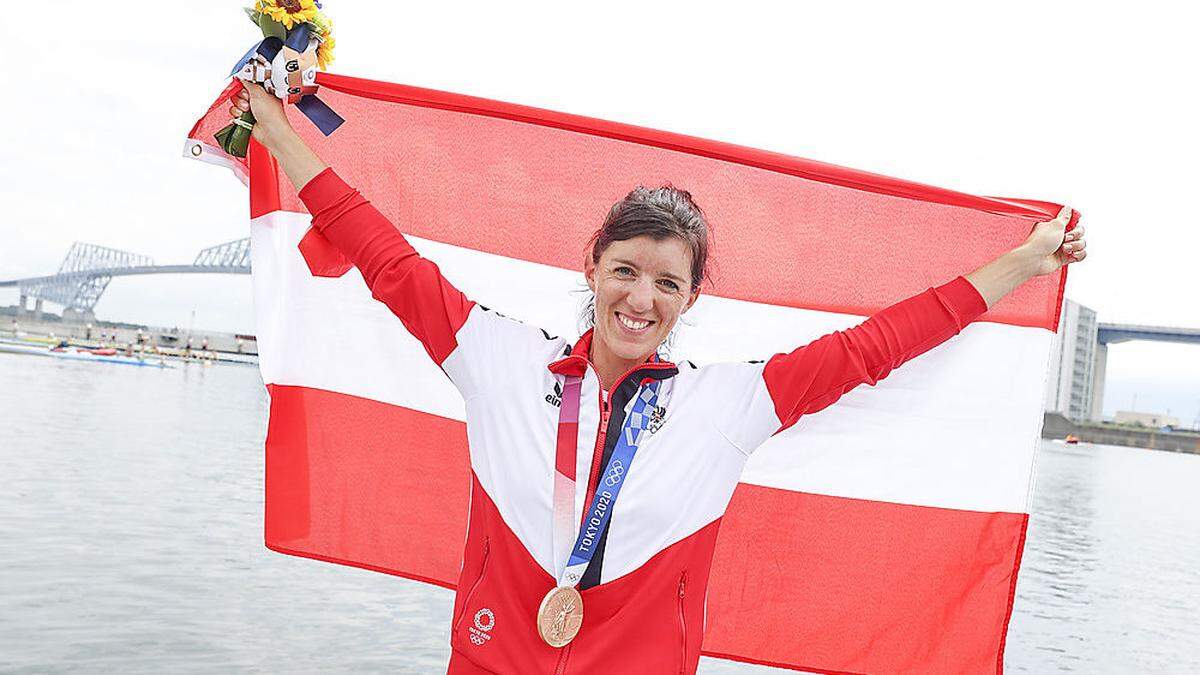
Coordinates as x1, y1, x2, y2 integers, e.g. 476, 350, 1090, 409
1090, 342, 1107, 421
19, 243, 154, 317
193, 237, 251, 269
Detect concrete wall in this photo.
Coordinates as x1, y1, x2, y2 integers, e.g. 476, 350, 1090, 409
1042, 413, 1200, 454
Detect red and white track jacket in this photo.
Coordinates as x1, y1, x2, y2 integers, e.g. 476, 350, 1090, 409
299, 168, 989, 675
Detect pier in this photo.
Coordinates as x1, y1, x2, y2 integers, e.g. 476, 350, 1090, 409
1042, 413, 1200, 454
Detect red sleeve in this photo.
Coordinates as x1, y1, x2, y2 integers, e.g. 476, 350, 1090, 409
298, 168, 475, 365
763, 276, 988, 433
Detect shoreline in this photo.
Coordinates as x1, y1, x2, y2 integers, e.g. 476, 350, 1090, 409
2, 311, 258, 364
7, 311, 1196, 455
1042, 412, 1200, 455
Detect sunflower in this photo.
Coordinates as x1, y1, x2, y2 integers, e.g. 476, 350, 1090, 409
308, 11, 332, 38
256, 0, 319, 30
316, 32, 336, 70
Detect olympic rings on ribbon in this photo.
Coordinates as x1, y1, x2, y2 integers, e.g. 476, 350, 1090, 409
604, 460, 625, 487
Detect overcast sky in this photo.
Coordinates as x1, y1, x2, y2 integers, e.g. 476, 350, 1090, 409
1, 1, 1196, 421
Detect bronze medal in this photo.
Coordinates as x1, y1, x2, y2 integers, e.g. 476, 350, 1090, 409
536, 586, 583, 647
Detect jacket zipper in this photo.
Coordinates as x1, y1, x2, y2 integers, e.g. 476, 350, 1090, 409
553, 642, 572, 675
453, 537, 490, 636
678, 571, 688, 675
552, 572, 684, 675
579, 361, 673, 516
553, 360, 673, 675
581, 392, 612, 516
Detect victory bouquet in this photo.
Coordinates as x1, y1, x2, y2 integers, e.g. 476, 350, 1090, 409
215, 0, 343, 158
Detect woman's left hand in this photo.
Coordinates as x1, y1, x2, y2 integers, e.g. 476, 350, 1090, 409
965, 205, 1088, 308
1023, 206, 1087, 276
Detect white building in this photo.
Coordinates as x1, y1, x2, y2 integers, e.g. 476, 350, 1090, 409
1113, 410, 1180, 428
1044, 299, 1100, 421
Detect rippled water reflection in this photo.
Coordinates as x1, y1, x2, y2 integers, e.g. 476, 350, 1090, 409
1, 353, 1197, 673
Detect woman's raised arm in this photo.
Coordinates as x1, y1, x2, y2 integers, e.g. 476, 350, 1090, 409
754, 207, 1087, 437
230, 83, 475, 368
965, 206, 1085, 308
232, 83, 327, 190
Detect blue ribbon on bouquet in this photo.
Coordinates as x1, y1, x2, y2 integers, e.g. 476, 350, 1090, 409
228, 23, 344, 136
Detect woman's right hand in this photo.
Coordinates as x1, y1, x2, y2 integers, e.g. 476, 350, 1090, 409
228, 82, 295, 151
227, 81, 328, 190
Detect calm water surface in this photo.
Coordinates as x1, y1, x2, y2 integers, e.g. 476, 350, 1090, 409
1, 353, 1198, 673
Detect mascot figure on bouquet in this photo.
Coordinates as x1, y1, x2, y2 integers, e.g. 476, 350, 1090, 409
216, 0, 342, 158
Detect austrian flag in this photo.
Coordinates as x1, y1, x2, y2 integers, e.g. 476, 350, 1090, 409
186, 73, 1070, 673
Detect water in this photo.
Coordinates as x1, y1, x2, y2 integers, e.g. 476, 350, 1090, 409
1, 353, 1198, 674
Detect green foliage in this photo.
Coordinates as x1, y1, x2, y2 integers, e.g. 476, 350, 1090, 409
257, 13, 288, 40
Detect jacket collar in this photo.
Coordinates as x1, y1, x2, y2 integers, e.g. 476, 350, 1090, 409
548, 328, 675, 378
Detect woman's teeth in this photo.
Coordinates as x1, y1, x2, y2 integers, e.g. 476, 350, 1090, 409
617, 313, 651, 331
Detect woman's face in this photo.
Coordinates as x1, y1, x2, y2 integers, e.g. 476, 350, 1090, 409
584, 235, 700, 366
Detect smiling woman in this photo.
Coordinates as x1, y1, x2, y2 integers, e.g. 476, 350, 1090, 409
223, 80, 1087, 674
582, 186, 709, 390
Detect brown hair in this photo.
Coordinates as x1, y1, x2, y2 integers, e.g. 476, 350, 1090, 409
588, 185, 711, 291
579, 186, 712, 334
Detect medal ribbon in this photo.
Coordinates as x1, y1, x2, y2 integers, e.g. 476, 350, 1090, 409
551, 376, 661, 588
